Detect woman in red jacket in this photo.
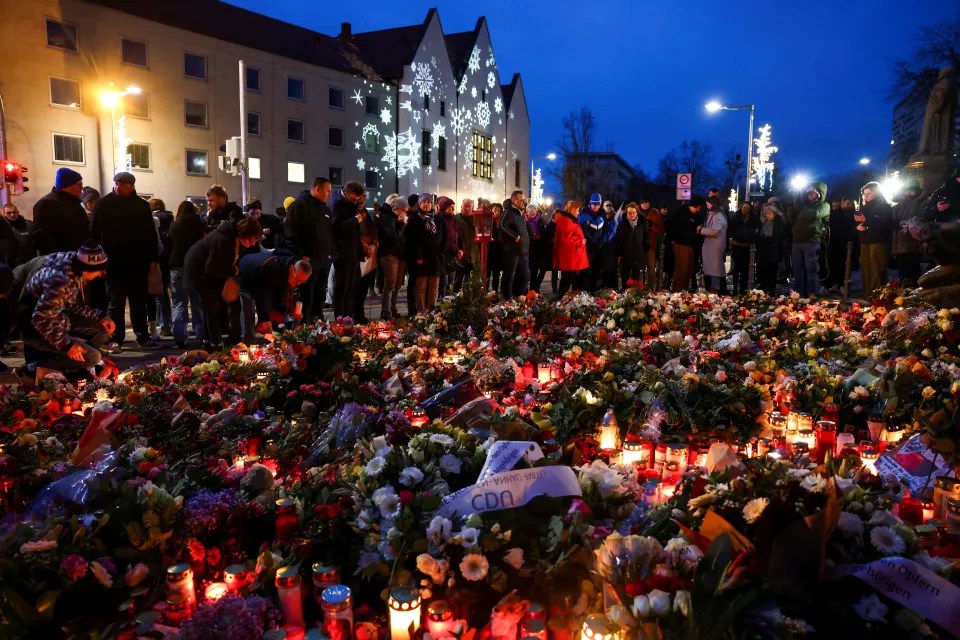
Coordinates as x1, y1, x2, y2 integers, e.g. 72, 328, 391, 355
553, 200, 590, 297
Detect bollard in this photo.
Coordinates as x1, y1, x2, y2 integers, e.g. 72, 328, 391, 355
843, 241, 853, 301
747, 245, 756, 292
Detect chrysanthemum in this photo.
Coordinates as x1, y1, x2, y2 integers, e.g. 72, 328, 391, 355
459, 553, 490, 581
869, 526, 905, 555
742, 497, 769, 524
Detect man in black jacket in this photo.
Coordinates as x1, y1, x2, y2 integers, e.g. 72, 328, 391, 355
30, 167, 90, 255
239, 252, 311, 340
331, 181, 366, 320
168, 201, 206, 347
203, 184, 244, 231
284, 178, 335, 321
90, 172, 159, 349
669, 197, 704, 292
614, 202, 646, 290
376, 195, 407, 320
498, 190, 530, 299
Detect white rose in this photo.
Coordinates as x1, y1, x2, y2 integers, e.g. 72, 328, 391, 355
632, 595, 651, 618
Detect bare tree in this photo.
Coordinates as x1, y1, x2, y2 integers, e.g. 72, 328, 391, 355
891, 16, 960, 100
656, 140, 716, 195
556, 105, 614, 202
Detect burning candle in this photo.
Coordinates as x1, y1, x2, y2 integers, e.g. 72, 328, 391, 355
237, 348, 250, 363
388, 587, 422, 640
537, 364, 552, 385
275, 566, 305, 628
224, 564, 247, 592
768, 412, 786, 437
204, 582, 228, 601
426, 600, 457, 639
522, 361, 535, 381
165, 564, 196, 611
410, 410, 429, 428
621, 441, 648, 467
321, 585, 354, 640
597, 409, 620, 451
798, 429, 816, 452
312, 564, 340, 606
867, 413, 885, 444
835, 432, 856, 456
581, 614, 619, 640
860, 449, 878, 475
922, 499, 936, 524
814, 421, 836, 464
275, 497, 299, 544
659, 481, 677, 502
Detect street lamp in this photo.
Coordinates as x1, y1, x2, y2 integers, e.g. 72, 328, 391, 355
859, 157, 870, 166
789, 173, 811, 191
530, 152, 556, 204
705, 100, 755, 202
100, 84, 141, 175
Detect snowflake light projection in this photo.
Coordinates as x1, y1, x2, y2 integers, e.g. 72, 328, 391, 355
400, 84, 413, 95
462, 142, 474, 172
412, 62, 434, 97
380, 108, 392, 125
487, 71, 496, 89
467, 46, 481, 73
485, 48, 495, 68
458, 75, 468, 95
352, 89, 364, 105
471, 86, 478, 99
494, 96, 503, 114
475, 101, 491, 128
432, 121, 446, 147
451, 106, 471, 136
412, 110, 421, 123
400, 100, 413, 112
382, 127, 422, 178
751, 124, 778, 193
362, 122, 380, 143
357, 158, 366, 171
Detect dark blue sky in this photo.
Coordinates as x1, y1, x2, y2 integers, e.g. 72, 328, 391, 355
230, 0, 955, 184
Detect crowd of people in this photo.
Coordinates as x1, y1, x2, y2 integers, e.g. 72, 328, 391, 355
0, 164, 956, 382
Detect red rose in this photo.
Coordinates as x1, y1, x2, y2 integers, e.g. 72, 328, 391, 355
399, 490, 415, 506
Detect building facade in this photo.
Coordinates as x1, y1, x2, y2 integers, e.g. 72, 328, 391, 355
0, 1, 530, 214
563, 152, 638, 206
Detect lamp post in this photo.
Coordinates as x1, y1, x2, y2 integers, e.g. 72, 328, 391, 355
100, 84, 141, 176
530, 152, 556, 204
705, 101, 755, 201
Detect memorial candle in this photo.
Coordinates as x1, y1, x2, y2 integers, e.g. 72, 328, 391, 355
275, 566, 305, 628
581, 614, 619, 640
204, 582, 228, 601
388, 587, 422, 640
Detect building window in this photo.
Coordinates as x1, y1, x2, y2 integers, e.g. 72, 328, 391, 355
248, 156, 261, 180
481, 89, 486, 102
46, 18, 78, 52
328, 126, 343, 148
422, 130, 431, 167
248, 112, 261, 136
121, 38, 148, 67
287, 76, 305, 101
186, 196, 207, 215
472, 131, 493, 180
127, 143, 150, 170
424, 95, 430, 111
125, 92, 149, 119
184, 100, 207, 127
329, 166, 343, 186
515, 160, 521, 187
287, 119, 305, 142
52, 133, 84, 164
49, 77, 81, 109
364, 130, 379, 154
365, 170, 379, 190
184, 52, 207, 79
438, 136, 447, 171
365, 96, 379, 116
186, 149, 208, 175
246, 66, 261, 92
440, 101, 446, 117
329, 87, 344, 109
287, 161, 305, 184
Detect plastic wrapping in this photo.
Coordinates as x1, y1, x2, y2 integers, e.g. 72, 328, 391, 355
27, 448, 121, 519
309, 402, 379, 456
420, 378, 481, 418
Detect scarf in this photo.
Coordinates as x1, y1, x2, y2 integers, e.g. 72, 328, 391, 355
419, 211, 437, 234
761, 219, 774, 237
627, 217, 639, 228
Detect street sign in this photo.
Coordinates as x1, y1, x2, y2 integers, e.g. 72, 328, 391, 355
676, 173, 692, 190
676, 188, 691, 201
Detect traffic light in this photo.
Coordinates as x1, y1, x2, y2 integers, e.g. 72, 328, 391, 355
2, 161, 28, 195
218, 137, 240, 176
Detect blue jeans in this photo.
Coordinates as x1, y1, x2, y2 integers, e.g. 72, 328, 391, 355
156, 285, 172, 330
792, 242, 820, 297
170, 268, 202, 343
500, 253, 529, 299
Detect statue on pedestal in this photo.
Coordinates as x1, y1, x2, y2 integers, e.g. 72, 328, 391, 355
915, 67, 957, 157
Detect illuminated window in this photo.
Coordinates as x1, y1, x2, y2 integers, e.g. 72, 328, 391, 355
472, 131, 493, 180
185, 149, 208, 175
127, 143, 150, 170
287, 161, 305, 183
248, 156, 261, 180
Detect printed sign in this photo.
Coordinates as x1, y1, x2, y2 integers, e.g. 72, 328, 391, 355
875, 434, 954, 497
438, 466, 582, 517
676, 173, 692, 189
829, 557, 960, 637
478, 441, 544, 481
676, 188, 691, 201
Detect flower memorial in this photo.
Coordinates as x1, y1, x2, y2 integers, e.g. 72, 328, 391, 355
2, 281, 960, 639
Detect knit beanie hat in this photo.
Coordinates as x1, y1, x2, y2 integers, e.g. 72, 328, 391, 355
589, 193, 602, 205
80, 187, 101, 204
73, 242, 108, 272
55, 167, 83, 189
283, 196, 296, 210
435, 196, 455, 213
419, 192, 434, 204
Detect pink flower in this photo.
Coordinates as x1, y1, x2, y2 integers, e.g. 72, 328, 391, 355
60, 554, 89, 581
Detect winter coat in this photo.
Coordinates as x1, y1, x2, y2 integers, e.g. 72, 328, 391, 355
643, 207, 665, 247
499, 203, 530, 256
439, 212, 461, 267
857, 199, 894, 246
30, 188, 90, 255
331, 198, 363, 264
667, 206, 702, 248
6, 216, 36, 265
755, 214, 788, 265
526, 212, 552, 270
238, 251, 300, 324
90, 190, 159, 275
578, 210, 607, 260
168, 209, 206, 269
24, 251, 106, 351
828, 208, 858, 249
728, 212, 760, 247
203, 201, 244, 231
553, 210, 590, 271
258, 212, 285, 250
787, 182, 830, 243
183, 220, 241, 290
923, 177, 960, 222
614, 218, 646, 272
283, 190, 334, 263
699, 208, 728, 277
892, 193, 927, 254
455, 212, 479, 266
376, 204, 406, 259
0, 216, 22, 265
155, 210, 174, 267
406, 212, 447, 277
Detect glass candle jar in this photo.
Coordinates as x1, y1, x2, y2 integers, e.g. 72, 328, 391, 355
653, 442, 668, 478
165, 563, 196, 610
581, 614, 619, 640
521, 619, 547, 640
224, 564, 247, 593
322, 585, 354, 640
814, 421, 836, 464
664, 443, 688, 480
312, 564, 340, 606
388, 587, 421, 640
426, 600, 456, 639
934, 477, 960, 520
164, 593, 192, 625
821, 403, 840, 424
275, 498, 299, 545
276, 566, 305, 629
768, 412, 786, 437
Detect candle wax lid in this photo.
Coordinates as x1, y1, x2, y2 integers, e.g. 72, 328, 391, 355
224, 564, 245, 576
276, 497, 296, 508
166, 563, 190, 576
389, 586, 421, 605
322, 584, 351, 604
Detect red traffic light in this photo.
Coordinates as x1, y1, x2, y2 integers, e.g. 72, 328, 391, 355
2, 161, 28, 195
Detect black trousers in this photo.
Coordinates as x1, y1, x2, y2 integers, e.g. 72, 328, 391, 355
196, 279, 225, 348
756, 261, 779, 296
333, 259, 359, 320
558, 269, 582, 297
619, 260, 643, 291
107, 271, 149, 344
730, 246, 751, 294
302, 259, 330, 322
354, 270, 376, 321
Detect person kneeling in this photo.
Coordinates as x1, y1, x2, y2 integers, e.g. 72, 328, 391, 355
16, 243, 115, 382
238, 252, 311, 341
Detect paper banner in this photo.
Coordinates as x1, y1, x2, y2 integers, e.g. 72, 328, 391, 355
828, 556, 960, 637
438, 466, 582, 517
478, 441, 544, 481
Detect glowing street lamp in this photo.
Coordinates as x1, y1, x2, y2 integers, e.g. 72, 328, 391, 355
705, 100, 755, 201
859, 157, 871, 166
790, 174, 811, 192
100, 84, 142, 175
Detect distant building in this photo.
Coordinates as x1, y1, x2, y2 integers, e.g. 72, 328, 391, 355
889, 89, 960, 168
0, 1, 530, 214
563, 152, 637, 205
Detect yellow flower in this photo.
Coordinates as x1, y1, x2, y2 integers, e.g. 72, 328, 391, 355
922, 386, 936, 399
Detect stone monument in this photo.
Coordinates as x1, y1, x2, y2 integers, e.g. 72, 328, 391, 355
902, 67, 957, 194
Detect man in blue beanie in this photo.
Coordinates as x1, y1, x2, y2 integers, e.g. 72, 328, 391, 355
30, 167, 90, 255
578, 193, 605, 291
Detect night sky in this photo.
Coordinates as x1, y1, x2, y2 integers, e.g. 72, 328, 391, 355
229, 0, 956, 186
